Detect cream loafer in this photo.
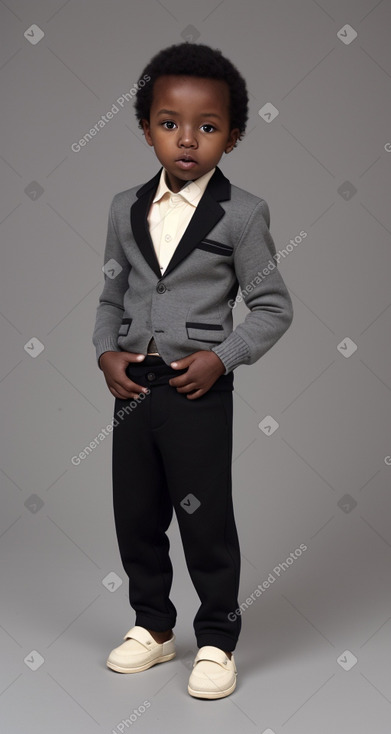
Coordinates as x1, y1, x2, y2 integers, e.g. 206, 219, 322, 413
106, 625, 176, 673
188, 645, 237, 699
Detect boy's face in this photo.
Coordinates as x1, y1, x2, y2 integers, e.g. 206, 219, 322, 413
141, 75, 240, 193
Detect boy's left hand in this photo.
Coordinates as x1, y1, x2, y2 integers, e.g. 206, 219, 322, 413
169, 351, 226, 399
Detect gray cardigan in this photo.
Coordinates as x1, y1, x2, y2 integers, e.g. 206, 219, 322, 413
92, 166, 293, 375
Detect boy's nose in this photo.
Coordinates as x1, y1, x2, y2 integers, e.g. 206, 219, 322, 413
177, 131, 197, 147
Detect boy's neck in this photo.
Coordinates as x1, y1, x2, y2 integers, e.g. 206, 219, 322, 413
164, 169, 192, 192
163, 166, 215, 193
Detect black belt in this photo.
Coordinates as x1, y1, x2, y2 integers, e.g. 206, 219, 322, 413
125, 355, 233, 392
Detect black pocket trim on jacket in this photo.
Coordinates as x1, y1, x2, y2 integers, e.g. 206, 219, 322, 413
118, 317, 133, 337
197, 239, 234, 257
186, 321, 225, 343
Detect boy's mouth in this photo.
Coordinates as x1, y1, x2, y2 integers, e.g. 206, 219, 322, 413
175, 155, 198, 169
176, 154, 197, 162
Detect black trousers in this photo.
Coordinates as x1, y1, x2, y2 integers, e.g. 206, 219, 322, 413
111, 355, 241, 652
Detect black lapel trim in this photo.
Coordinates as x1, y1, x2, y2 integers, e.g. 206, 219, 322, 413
130, 166, 231, 279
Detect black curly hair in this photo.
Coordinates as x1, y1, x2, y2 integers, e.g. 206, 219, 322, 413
134, 42, 249, 144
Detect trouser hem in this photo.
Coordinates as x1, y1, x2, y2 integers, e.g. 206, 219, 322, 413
196, 634, 238, 652
135, 615, 176, 632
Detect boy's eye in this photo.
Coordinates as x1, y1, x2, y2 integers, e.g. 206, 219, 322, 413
160, 121, 216, 133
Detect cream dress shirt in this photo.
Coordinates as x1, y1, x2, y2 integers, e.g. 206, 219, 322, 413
146, 166, 216, 354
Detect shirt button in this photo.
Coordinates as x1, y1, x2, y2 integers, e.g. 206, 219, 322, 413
165, 234, 172, 242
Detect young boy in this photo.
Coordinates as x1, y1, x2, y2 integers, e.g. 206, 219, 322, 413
92, 42, 293, 699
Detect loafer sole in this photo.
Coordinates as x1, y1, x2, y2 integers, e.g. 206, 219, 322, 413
106, 651, 176, 674
188, 674, 237, 699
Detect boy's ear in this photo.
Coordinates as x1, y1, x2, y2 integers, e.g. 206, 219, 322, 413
225, 128, 241, 153
141, 119, 153, 146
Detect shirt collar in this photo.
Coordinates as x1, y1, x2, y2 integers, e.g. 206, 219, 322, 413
152, 166, 216, 206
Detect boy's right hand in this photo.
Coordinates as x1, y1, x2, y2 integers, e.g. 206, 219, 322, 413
99, 351, 149, 400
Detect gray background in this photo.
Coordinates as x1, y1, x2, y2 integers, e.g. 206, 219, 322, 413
1, 0, 391, 732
